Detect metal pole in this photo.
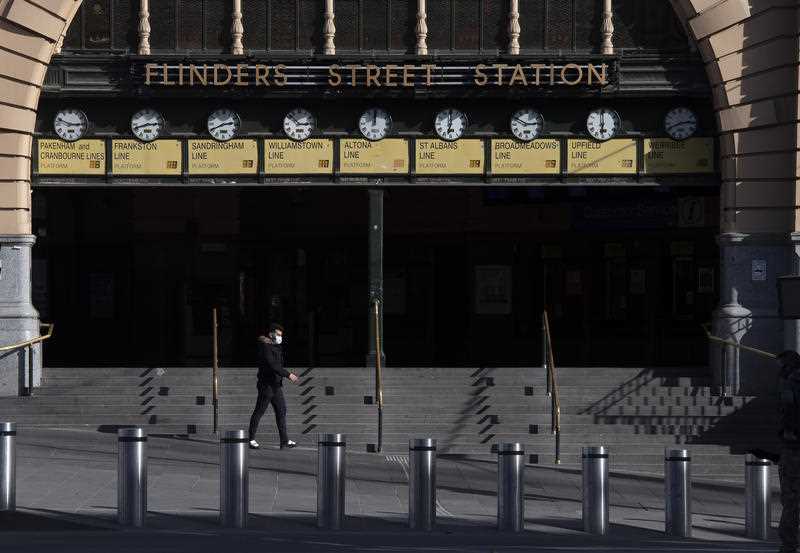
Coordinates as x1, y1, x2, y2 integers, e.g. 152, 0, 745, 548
212, 307, 219, 434
497, 443, 525, 532
409, 438, 436, 530
367, 188, 384, 367
220, 429, 249, 528
0, 422, 16, 512
745, 455, 771, 540
118, 427, 147, 527
582, 446, 608, 535
665, 448, 691, 537
317, 433, 346, 529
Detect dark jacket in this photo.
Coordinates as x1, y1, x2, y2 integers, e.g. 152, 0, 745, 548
257, 336, 289, 387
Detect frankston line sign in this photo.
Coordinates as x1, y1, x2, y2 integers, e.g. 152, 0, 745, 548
142, 62, 611, 88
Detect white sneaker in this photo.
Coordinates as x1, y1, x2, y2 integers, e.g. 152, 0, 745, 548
280, 440, 297, 450
249, 439, 260, 449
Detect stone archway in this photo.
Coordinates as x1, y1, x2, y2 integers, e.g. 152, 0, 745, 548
0, 0, 796, 394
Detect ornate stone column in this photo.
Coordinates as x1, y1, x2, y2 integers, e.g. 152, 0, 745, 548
138, 0, 151, 55
601, 0, 613, 55
508, 0, 520, 55
323, 0, 335, 55
231, 0, 244, 55
415, 0, 427, 55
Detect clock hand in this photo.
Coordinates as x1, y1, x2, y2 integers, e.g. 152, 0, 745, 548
666, 121, 692, 131
132, 122, 158, 130
55, 118, 82, 127
513, 117, 533, 126
372, 111, 376, 125
209, 122, 233, 132
288, 114, 300, 124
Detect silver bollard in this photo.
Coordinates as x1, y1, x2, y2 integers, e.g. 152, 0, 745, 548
665, 448, 691, 537
745, 455, 771, 540
317, 433, 346, 529
0, 422, 16, 512
220, 430, 249, 528
409, 438, 436, 530
117, 427, 147, 527
582, 446, 609, 535
497, 443, 525, 532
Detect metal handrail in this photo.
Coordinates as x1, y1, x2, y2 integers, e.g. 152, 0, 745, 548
212, 308, 219, 434
0, 323, 54, 352
373, 300, 384, 453
542, 311, 561, 464
701, 323, 777, 359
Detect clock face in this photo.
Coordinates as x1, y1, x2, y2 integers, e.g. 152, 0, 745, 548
207, 108, 240, 141
586, 108, 621, 141
664, 107, 698, 141
284, 108, 315, 141
510, 108, 543, 141
358, 108, 392, 141
434, 108, 468, 141
53, 109, 88, 141
130, 108, 165, 142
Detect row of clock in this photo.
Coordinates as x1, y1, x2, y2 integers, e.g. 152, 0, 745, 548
52, 106, 700, 144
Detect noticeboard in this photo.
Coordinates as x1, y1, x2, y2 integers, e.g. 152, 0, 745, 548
188, 139, 258, 175
37, 139, 106, 175
491, 139, 560, 175
264, 139, 333, 174
111, 140, 182, 175
415, 139, 484, 175
643, 137, 714, 174
567, 139, 637, 175
339, 139, 409, 174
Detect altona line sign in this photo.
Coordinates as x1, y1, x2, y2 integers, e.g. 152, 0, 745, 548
143, 62, 611, 88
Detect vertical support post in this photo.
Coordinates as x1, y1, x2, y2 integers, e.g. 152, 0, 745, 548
409, 438, 436, 530
317, 433, 346, 529
416, 0, 428, 55
0, 423, 16, 512
665, 448, 692, 537
497, 443, 525, 532
231, 0, 244, 55
367, 189, 385, 368
220, 430, 249, 528
324, 0, 336, 55
508, 0, 520, 55
212, 308, 219, 434
745, 455, 771, 540
582, 446, 609, 535
138, 0, 151, 55
601, 0, 613, 55
117, 428, 147, 527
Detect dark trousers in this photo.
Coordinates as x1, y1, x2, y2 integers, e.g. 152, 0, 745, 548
248, 384, 289, 444
780, 447, 800, 552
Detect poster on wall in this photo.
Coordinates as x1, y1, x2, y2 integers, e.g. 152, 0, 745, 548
474, 265, 512, 315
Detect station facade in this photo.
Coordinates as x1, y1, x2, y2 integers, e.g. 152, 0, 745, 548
0, 0, 797, 396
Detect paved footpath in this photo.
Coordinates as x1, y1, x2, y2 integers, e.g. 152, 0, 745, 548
0, 428, 785, 552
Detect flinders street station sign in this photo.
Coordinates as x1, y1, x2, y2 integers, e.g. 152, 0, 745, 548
142, 61, 611, 88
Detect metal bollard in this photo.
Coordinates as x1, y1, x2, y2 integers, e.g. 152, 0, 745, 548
0, 422, 16, 512
665, 448, 691, 537
117, 428, 147, 527
745, 455, 771, 540
582, 446, 609, 535
220, 430, 249, 528
317, 433, 346, 529
409, 438, 437, 530
497, 443, 525, 532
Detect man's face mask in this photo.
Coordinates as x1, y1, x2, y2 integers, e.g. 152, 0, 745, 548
273, 333, 283, 345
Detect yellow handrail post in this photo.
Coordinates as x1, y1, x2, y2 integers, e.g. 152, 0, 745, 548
542, 311, 561, 464
373, 300, 383, 453
0, 323, 55, 396
212, 308, 219, 434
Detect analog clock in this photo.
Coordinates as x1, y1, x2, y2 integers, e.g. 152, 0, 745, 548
358, 108, 392, 141
53, 108, 88, 141
284, 108, 315, 141
434, 108, 468, 141
130, 108, 165, 142
586, 108, 621, 141
664, 107, 698, 141
510, 108, 543, 141
207, 108, 240, 141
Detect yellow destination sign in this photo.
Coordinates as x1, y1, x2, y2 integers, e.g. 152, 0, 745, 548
188, 139, 258, 175
491, 139, 560, 175
37, 139, 105, 175
415, 139, 484, 175
111, 140, 182, 175
643, 138, 714, 174
567, 139, 637, 175
264, 139, 333, 174
339, 139, 409, 174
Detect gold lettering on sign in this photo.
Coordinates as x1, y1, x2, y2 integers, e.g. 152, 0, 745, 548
474, 64, 488, 86
366, 65, 380, 87
190, 65, 208, 86
329, 64, 342, 86
255, 65, 270, 86
213, 64, 232, 86
235, 64, 249, 86
274, 64, 287, 86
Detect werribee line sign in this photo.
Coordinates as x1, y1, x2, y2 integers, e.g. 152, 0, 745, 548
143, 62, 610, 88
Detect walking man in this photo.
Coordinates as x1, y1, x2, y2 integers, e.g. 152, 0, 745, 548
778, 349, 800, 553
248, 323, 299, 450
